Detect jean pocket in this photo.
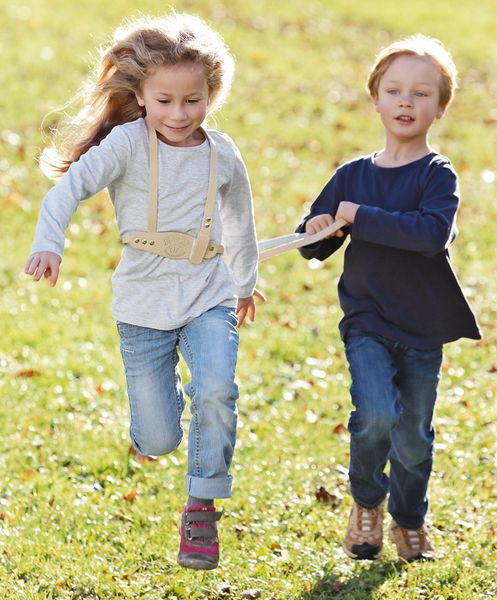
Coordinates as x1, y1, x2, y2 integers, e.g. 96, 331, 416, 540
116, 321, 141, 354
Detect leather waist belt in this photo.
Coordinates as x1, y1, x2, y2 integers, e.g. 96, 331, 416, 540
122, 231, 224, 260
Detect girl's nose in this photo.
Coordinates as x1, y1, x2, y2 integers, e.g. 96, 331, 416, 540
170, 103, 187, 120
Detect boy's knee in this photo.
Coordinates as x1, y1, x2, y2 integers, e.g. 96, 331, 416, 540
350, 405, 398, 437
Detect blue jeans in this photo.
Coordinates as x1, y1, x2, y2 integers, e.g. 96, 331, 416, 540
344, 329, 443, 528
117, 305, 239, 499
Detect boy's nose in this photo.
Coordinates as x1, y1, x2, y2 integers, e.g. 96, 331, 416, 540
398, 95, 414, 107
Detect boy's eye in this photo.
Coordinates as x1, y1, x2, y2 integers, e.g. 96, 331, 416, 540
415, 91, 428, 97
187, 99, 200, 104
387, 89, 398, 95
157, 99, 170, 104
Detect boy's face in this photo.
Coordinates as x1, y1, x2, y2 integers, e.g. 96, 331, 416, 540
374, 55, 445, 143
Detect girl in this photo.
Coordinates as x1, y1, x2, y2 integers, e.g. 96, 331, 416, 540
25, 12, 263, 571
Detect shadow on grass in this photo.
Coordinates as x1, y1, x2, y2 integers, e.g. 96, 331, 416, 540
297, 560, 403, 599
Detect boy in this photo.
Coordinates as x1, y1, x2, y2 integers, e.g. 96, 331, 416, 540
296, 35, 481, 561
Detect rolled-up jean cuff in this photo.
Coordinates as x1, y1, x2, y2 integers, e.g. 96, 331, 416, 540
186, 474, 233, 499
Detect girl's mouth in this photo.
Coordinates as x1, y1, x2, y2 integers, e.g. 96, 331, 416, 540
166, 124, 190, 131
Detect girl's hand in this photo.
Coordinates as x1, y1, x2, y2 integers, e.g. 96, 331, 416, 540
24, 252, 62, 287
305, 214, 345, 238
335, 201, 360, 224
236, 288, 266, 328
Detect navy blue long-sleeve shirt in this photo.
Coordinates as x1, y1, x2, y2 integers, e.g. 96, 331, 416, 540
297, 152, 481, 349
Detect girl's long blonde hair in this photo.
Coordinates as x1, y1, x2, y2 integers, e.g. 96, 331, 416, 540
43, 12, 234, 176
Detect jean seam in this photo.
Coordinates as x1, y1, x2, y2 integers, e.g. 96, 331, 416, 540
179, 330, 202, 477
172, 341, 184, 450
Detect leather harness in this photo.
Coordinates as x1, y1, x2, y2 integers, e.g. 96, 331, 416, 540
122, 123, 347, 264
122, 124, 224, 265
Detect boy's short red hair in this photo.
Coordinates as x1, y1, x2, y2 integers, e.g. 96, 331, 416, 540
367, 35, 458, 110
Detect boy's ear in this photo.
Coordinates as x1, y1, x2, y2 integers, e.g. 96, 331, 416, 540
436, 104, 446, 119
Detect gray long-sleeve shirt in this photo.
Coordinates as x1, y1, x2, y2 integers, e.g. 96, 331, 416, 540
32, 118, 259, 330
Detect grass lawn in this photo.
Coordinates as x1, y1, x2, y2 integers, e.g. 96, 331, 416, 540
1, 0, 496, 598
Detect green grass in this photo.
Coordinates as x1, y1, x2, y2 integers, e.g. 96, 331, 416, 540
1, 0, 497, 598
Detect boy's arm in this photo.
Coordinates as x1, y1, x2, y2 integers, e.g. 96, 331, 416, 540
351, 161, 459, 256
296, 171, 349, 261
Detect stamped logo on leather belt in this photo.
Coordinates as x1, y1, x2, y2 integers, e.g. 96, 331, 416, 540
164, 237, 189, 258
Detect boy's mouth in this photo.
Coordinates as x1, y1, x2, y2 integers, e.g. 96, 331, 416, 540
396, 115, 415, 122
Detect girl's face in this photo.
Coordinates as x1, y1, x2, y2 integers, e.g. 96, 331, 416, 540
374, 55, 445, 145
136, 62, 210, 147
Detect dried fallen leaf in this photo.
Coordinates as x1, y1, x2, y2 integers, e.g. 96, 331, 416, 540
0, 190, 22, 208
303, 581, 312, 593
20, 468, 38, 481
129, 445, 158, 463
332, 423, 348, 435
123, 489, 138, 502
241, 590, 261, 600
0, 512, 15, 524
217, 583, 233, 597
234, 524, 249, 539
331, 581, 345, 593
17, 369, 41, 378
315, 486, 343, 507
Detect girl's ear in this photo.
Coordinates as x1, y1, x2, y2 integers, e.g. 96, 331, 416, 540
436, 104, 446, 119
135, 90, 145, 107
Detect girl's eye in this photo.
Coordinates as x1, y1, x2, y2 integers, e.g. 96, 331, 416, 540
187, 99, 200, 104
158, 99, 170, 104
415, 91, 428, 97
387, 89, 398, 95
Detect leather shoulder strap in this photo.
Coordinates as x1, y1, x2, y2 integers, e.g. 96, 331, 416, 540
147, 123, 159, 232
145, 124, 218, 238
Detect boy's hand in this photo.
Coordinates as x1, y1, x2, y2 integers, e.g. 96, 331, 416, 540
335, 201, 360, 224
236, 288, 266, 328
305, 214, 345, 237
24, 252, 61, 287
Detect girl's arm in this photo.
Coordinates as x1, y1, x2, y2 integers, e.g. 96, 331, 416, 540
235, 289, 266, 328
24, 252, 61, 287
26, 126, 131, 282
219, 142, 259, 305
